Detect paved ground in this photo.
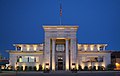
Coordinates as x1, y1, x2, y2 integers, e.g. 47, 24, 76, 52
0, 71, 120, 76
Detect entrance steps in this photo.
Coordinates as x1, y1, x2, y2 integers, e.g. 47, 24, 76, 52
50, 70, 71, 73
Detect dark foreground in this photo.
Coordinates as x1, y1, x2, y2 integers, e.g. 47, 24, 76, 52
0, 71, 120, 76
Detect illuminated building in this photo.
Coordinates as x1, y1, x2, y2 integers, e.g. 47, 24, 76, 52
111, 51, 120, 70
8, 25, 111, 71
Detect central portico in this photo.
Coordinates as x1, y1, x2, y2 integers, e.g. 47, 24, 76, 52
43, 26, 78, 70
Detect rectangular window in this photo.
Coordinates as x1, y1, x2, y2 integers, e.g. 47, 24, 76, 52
56, 44, 64, 51
81, 56, 103, 62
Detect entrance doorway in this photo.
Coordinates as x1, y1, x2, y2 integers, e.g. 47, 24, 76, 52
58, 57, 64, 70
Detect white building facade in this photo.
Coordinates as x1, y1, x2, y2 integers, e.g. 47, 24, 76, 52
9, 25, 111, 71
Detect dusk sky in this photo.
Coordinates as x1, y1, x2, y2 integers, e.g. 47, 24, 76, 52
0, 0, 120, 58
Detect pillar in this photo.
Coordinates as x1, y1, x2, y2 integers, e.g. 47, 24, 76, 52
66, 39, 69, 70
52, 39, 55, 70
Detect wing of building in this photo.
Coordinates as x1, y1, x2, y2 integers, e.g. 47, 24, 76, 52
8, 25, 111, 71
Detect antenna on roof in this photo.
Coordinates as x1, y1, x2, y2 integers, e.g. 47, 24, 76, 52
59, 0, 62, 25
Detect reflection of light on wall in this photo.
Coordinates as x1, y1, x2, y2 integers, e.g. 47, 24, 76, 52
33, 45, 37, 51
102, 63, 105, 67
81, 63, 85, 69
22, 64, 26, 71
115, 63, 120, 70
42, 63, 44, 70
72, 65, 75, 69
36, 64, 39, 71
1, 65, 5, 69
95, 63, 98, 70
88, 62, 91, 67
15, 63, 17, 70
97, 45, 100, 51
116, 63, 120, 68
26, 45, 30, 51
76, 63, 78, 70
78, 45, 81, 50
66, 64, 69, 70
90, 45, 94, 51
46, 65, 49, 69
52, 60, 55, 70
84, 45, 88, 50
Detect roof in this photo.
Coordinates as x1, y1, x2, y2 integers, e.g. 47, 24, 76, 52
43, 25, 79, 31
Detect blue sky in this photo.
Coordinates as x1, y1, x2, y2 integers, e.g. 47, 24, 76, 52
0, 0, 120, 58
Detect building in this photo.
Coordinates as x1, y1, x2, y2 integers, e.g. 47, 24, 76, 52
111, 51, 120, 70
8, 25, 111, 71
0, 53, 9, 70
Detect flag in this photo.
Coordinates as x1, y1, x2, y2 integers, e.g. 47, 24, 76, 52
60, 3, 62, 16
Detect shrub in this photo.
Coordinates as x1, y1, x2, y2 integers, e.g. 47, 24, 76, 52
98, 66, 104, 71
20, 66, 23, 71
39, 64, 42, 71
33, 66, 37, 71
84, 66, 88, 71
93, 66, 96, 71
107, 64, 115, 71
78, 65, 82, 71
29, 66, 32, 71
25, 66, 27, 71
16, 66, 20, 71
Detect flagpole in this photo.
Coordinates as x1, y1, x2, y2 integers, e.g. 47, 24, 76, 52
59, 0, 62, 25
60, 15, 61, 25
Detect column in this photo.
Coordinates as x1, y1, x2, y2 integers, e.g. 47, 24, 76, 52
66, 39, 69, 70
52, 39, 55, 70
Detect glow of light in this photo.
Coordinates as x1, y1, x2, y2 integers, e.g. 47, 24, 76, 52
15, 63, 18, 70
81, 63, 85, 69
33, 45, 37, 51
36, 64, 39, 71
116, 63, 120, 70
76, 63, 79, 70
66, 60, 69, 70
78, 45, 81, 50
8, 66, 11, 70
52, 60, 55, 70
42, 63, 44, 70
95, 63, 98, 70
72, 65, 75, 69
19, 58, 22, 62
102, 63, 105, 67
1, 65, 5, 69
97, 45, 100, 51
66, 65, 69, 70
90, 45, 94, 51
116, 63, 119, 66
46, 65, 49, 69
22, 64, 26, 71
21, 47, 23, 51
26, 45, 30, 51
88, 62, 91, 67
84, 45, 88, 50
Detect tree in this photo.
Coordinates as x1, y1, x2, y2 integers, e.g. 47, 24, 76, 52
84, 66, 88, 71
78, 65, 82, 71
107, 64, 115, 71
